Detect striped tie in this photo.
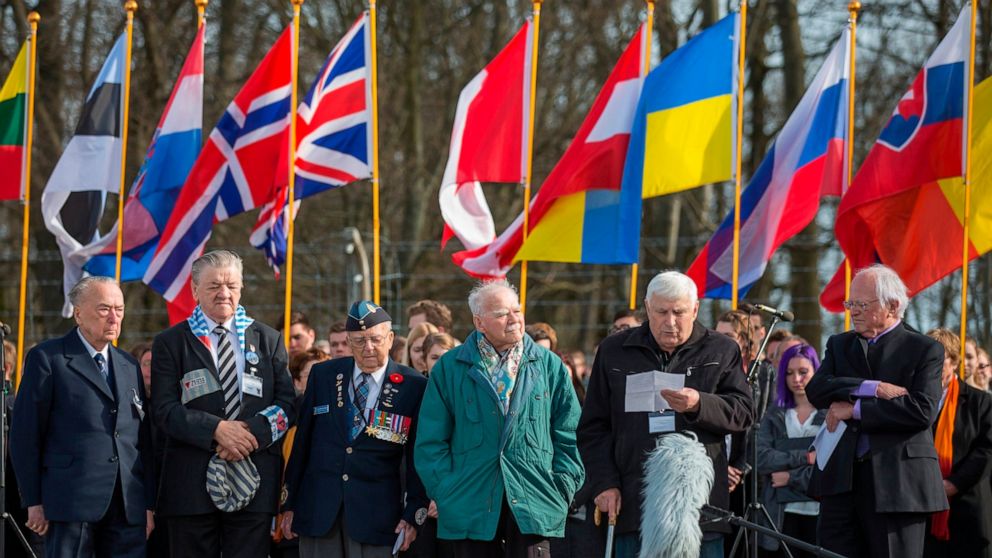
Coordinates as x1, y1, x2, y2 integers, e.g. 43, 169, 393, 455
350, 374, 370, 440
214, 326, 240, 419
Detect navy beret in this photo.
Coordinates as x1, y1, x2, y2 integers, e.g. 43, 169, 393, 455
346, 300, 392, 331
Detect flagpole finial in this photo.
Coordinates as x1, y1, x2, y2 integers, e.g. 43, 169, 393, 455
125, 0, 138, 13
195, 0, 208, 9
27, 11, 40, 24
292, 0, 304, 6
848, 1, 861, 13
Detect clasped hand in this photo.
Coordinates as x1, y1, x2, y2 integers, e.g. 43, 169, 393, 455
214, 420, 258, 461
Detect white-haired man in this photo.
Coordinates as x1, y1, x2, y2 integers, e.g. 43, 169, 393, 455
578, 270, 754, 558
806, 264, 947, 558
414, 280, 584, 557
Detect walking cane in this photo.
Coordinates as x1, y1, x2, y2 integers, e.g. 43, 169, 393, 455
594, 507, 616, 558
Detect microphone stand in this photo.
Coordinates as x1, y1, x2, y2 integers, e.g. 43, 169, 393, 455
0, 328, 37, 558
702, 505, 844, 558
728, 315, 787, 558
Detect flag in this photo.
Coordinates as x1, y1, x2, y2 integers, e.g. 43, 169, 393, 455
438, 21, 532, 251
250, 13, 372, 274
452, 24, 647, 278
81, 26, 205, 282
624, 13, 738, 200
687, 28, 850, 299
41, 33, 127, 315
144, 27, 293, 322
0, 41, 29, 200
820, 7, 971, 311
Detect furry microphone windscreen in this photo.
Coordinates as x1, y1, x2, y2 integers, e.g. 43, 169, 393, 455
639, 432, 714, 558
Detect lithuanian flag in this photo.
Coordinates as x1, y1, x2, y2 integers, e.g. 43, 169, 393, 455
0, 41, 28, 200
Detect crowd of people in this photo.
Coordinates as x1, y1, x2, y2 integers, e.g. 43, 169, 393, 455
2, 250, 991, 558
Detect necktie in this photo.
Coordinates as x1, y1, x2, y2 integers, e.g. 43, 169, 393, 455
93, 353, 109, 385
351, 374, 370, 440
214, 326, 241, 419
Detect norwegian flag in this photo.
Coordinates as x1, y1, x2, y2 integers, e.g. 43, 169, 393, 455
250, 13, 372, 274
144, 27, 293, 322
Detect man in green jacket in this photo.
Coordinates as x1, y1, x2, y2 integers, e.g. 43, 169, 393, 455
414, 279, 584, 557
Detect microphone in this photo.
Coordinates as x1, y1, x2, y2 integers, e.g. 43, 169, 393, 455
752, 304, 795, 323
640, 432, 713, 557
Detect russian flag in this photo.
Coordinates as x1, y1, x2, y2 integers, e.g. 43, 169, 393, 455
820, 6, 970, 311
687, 26, 850, 300
81, 26, 204, 282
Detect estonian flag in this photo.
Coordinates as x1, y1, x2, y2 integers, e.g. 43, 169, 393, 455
41, 33, 126, 316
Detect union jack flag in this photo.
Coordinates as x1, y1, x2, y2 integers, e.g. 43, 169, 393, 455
144, 26, 293, 322
251, 14, 373, 274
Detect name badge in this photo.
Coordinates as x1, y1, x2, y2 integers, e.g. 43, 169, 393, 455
313, 404, 330, 415
648, 411, 676, 434
242, 374, 264, 398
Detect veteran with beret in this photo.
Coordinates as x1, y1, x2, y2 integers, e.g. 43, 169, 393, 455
281, 301, 429, 558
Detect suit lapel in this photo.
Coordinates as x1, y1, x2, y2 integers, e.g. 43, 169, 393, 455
110, 347, 136, 406
335, 360, 354, 439
844, 334, 873, 379
64, 330, 115, 401
182, 323, 219, 378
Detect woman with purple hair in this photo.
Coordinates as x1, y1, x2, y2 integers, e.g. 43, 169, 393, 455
756, 344, 827, 557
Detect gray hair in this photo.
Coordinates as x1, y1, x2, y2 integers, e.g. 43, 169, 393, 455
191, 250, 244, 285
644, 270, 698, 306
468, 279, 518, 316
855, 264, 909, 318
68, 276, 119, 308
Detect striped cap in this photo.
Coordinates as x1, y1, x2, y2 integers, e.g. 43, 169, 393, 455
206, 454, 260, 512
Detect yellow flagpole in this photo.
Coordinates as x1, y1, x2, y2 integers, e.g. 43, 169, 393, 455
730, 0, 748, 310
843, 1, 860, 331
284, 0, 304, 347
369, 0, 382, 304
15, 12, 40, 389
628, 1, 654, 311
959, 0, 977, 378
519, 0, 542, 314
115, 1, 138, 284
196, 0, 207, 27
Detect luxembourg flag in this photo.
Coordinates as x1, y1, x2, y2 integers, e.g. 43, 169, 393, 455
687, 27, 850, 299
81, 25, 204, 282
452, 24, 646, 278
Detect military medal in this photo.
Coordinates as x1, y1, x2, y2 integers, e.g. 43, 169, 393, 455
415, 508, 428, 526
336, 374, 344, 407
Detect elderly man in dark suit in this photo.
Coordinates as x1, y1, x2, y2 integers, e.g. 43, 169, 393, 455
11, 276, 154, 558
807, 264, 948, 558
281, 301, 428, 558
151, 250, 296, 558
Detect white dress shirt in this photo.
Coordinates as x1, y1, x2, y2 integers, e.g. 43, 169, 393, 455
77, 329, 111, 369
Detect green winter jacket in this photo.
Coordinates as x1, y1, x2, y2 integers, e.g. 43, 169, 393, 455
413, 331, 584, 540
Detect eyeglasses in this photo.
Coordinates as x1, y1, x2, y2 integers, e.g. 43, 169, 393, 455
842, 299, 879, 312
347, 335, 388, 347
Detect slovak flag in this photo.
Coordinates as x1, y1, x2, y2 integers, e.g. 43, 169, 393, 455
250, 13, 372, 274
438, 21, 533, 252
820, 6, 970, 311
81, 25, 205, 282
687, 27, 850, 299
453, 24, 646, 278
144, 27, 293, 322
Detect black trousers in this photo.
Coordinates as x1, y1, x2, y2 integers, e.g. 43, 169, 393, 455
818, 459, 927, 558
445, 499, 551, 558
774, 513, 818, 558
167, 509, 271, 558
46, 478, 145, 558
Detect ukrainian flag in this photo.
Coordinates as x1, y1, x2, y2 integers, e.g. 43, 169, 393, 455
515, 14, 738, 266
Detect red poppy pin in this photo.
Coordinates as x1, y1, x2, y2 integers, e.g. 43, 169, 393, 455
389, 373, 404, 384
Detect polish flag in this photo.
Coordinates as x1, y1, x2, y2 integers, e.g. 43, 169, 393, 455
438, 22, 533, 251
452, 24, 647, 278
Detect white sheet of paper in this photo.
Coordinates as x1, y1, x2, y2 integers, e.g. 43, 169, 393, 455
811, 421, 847, 470
392, 530, 405, 556
624, 371, 686, 412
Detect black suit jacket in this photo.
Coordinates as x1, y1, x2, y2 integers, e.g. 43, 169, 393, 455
806, 323, 948, 513
283, 358, 428, 545
10, 329, 152, 524
927, 381, 992, 557
151, 319, 296, 516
